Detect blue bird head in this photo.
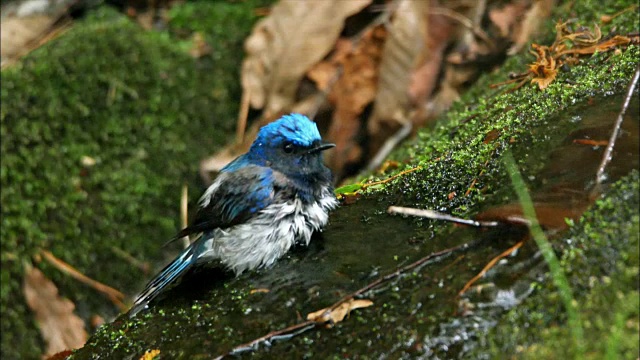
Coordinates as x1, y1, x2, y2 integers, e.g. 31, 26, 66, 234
246, 114, 334, 179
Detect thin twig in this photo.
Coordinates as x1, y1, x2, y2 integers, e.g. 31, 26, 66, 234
110, 246, 150, 274
40, 250, 127, 310
214, 243, 468, 358
214, 321, 316, 359
366, 120, 412, 172
428, 7, 496, 51
458, 240, 525, 296
0, 0, 81, 69
235, 88, 251, 145
331, 243, 467, 310
180, 183, 190, 249
595, 64, 640, 186
363, 166, 423, 189
388, 206, 499, 227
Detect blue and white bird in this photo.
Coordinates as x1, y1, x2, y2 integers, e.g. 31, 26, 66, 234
129, 113, 338, 317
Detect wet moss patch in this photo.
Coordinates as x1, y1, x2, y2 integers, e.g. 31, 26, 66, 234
477, 171, 639, 359
1, 3, 265, 358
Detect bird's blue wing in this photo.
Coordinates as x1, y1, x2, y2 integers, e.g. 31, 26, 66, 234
174, 165, 278, 238
130, 165, 280, 317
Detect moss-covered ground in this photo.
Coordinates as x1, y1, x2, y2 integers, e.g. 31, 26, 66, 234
477, 171, 639, 359
1, 2, 271, 359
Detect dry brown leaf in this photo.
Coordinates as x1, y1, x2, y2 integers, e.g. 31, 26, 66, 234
368, 0, 431, 132
0, 16, 57, 62
555, 21, 602, 47
495, 21, 635, 92
140, 349, 161, 360
556, 35, 631, 57
250, 288, 270, 294
23, 264, 87, 357
325, 25, 386, 175
528, 43, 557, 90
241, 0, 371, 117
475, 202, 589, 231
306, 38, 354, 91
306, 299, 373, 325
508, 0, 554, 55
408, 12, 455, 106
45, 349, 74, 360
488, 1, 530, 38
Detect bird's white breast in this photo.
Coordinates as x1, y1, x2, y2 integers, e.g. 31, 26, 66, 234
200, 192, 338, 274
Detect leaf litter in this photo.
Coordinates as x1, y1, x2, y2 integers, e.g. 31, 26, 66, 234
202, 0, 562, 182
23, 263, 87, 357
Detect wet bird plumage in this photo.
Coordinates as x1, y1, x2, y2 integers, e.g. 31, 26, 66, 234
129, 114, 338, 317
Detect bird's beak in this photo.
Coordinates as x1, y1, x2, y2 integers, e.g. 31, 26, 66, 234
308, 142, 335, 154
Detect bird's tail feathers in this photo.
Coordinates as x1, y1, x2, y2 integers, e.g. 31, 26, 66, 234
129, 240, 200, 317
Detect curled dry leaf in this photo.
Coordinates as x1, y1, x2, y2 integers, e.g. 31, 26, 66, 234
306, 299, 373, 325
241, 0, 371, 117
529, 43, 557, 90
23, 263, 87, 357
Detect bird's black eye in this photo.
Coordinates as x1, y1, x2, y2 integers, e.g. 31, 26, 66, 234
283, 142, 294, 154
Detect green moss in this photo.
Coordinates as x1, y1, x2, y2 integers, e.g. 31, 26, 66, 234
1, 3, 264, 358
165, 0, 276, 118
477, 171, 640, 359
363, 0, 639, 217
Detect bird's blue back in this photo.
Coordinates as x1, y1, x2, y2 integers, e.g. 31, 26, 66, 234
129, 114, 337, 317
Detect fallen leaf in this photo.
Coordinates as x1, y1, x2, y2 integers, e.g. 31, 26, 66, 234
306, 38, 353, 91
325, 25, 386, 175
23, 263, 87, 357
528, 43, 557, 90
507, 0, 554, 55
250, 288, 270, 294
572, 139, 608, 146
241, 0, 372, 117
556, 35, 631, 57
369, 0, 431, 133
0, 15, 56, 61
408, 11, 456, 107
475, 201, 589, 231
488, 2, 529, 38
140, 349, 161, 360
90, 314, 105, 329
306, 299, 373, 325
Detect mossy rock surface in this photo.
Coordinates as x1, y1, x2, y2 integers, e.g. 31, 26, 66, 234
475, 171, 639, 359
0, 2, 269, 358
